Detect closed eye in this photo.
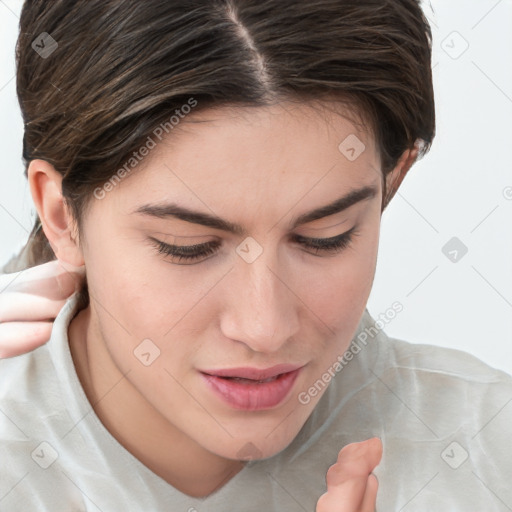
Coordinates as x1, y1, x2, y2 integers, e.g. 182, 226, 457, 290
291, 227, 358, 254
150, 226, 358, 264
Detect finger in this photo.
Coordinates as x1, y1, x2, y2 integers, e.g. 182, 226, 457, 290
338, 438, 382, 468
0, 321, 53, 358
325, 474, 370, 510
317, 473, 377, 512
358, 473, 379, 512
317, 439, 382, 512
0, 294, 67, 323
54, 261, 86, 297
329, 438, 382, 486
0, 260, 85, 299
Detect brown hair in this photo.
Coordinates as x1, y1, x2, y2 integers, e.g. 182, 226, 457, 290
7, 0, 435, 305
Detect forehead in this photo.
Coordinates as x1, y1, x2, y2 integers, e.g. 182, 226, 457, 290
141, 100, 379, 178
97, 100, 382, 224
173, 99, 375, 144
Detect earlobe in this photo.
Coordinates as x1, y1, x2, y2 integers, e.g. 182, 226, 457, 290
27, 159, 85, 267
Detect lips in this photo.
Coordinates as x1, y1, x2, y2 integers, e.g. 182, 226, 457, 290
201, 364, 303, 381
200, 364, 304, 411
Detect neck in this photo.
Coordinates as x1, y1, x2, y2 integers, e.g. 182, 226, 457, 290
67, 305, 245, 497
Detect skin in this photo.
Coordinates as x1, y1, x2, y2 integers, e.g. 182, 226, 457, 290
0, 260, 84, 358
28, 100, 416, 501
316, 437, 382, 512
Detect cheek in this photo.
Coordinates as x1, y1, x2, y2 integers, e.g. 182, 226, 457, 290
92, 263, 184, 342
80, 238, 167, 365
302, 223, 379, 331
296, 228, 379, 394
85, 251, 210, 381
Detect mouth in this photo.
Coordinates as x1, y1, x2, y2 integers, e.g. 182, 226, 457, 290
199, 364, 304, 411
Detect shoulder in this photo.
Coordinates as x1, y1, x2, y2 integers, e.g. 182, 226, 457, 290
341, 307, 512, 398
369, 334, 512, 509
0, 337, 84, 509
0, 348, 44, 406
0, 340, 53, 400
328, 309, 512, 440
380, 333, 512, 394
374, 333, 512, 453
0, 346, 57, 453
383, 334, 511, 381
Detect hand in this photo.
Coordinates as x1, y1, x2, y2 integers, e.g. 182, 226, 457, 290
0, 259, 85, 358
316, 437, 383, 512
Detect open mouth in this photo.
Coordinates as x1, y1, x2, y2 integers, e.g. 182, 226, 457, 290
214, 374, 282, 384
200, 368, 302, 411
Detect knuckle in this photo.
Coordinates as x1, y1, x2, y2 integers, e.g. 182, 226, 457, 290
338, 441, 365, 461
315, 492, 331, 512
325, 462, 343, 486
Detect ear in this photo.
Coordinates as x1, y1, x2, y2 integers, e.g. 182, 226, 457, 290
27, 159, 85, 267
382, 142, 421, 210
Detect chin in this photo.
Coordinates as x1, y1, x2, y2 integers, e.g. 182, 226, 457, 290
203, 422, 305, 462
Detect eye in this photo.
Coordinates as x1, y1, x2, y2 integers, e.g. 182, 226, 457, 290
149, 227, 358, 264
291, 226, 358, 255
150, 238, 221, 264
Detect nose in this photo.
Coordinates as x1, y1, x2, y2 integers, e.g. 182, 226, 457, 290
220, 250, 301, 354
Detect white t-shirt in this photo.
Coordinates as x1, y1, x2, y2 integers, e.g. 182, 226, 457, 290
1, 292, 512, 511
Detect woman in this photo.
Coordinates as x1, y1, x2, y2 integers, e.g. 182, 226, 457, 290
1, 1, 511, 511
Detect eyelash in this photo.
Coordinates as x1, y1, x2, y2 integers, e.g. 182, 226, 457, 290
150, 227, 358, 263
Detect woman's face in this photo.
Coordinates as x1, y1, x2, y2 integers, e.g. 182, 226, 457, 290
76, 101, 385, 461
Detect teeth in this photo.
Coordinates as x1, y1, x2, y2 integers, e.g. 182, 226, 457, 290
227, 375, 279, 383
259, 376, 279, 383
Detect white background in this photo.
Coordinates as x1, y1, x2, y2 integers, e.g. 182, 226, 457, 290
1, 0, 511, 374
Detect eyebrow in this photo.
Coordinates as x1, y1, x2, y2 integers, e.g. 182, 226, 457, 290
132, 184, 379, 236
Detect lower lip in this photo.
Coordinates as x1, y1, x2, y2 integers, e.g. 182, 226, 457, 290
201, 369, 301, 411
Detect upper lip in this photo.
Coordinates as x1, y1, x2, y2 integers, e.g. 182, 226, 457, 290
200, 363, 304, 380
